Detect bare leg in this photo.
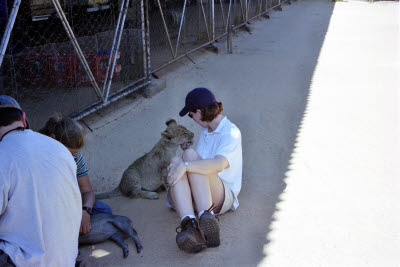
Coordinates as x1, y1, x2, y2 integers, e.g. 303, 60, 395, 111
170, 157, 195, 219
183, 149, 225, 213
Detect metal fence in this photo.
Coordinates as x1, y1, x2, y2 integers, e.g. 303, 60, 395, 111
0, 0, 289, 128
149, 0, 287, 72
0, 0, 150, 129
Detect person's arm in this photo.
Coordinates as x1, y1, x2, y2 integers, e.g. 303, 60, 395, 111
0, 184, 8, 216
186, 155, 228, 175
78, 174, 95, 235
167, 155, 228, 186
0, 168, 9, 216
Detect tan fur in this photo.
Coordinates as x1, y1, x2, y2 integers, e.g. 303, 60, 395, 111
96, 119, 194, 200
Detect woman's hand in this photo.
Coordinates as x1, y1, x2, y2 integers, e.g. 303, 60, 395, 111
167, 158, 187, 186
80, 210, 92, 236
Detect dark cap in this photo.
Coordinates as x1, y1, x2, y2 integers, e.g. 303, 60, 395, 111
0, 95, 23, 111
0, 95, 29, 129
179, 88, 216, 117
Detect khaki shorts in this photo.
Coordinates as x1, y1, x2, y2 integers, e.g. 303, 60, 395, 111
166, 178, 234, 215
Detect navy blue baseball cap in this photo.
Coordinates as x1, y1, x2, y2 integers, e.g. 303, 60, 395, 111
179, 88, 217, 117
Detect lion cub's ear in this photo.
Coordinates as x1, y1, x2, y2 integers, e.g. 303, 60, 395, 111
165, 119, 177, 127
161, 130, 174, 140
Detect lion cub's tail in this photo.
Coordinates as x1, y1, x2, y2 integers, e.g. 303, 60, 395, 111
95, 187, 121, 199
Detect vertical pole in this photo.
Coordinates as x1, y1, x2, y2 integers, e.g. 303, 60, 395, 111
140, 0, 147, 77
226, 0, 232, 54
145, 0, 151, 78
0, 0, 21, 68
210, 0, 215, 40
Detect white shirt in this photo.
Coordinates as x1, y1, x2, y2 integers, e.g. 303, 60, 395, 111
196, 116, 242, 210
0, 130, 82, 267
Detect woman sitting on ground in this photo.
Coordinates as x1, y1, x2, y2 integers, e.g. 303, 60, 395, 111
167, 87, 242, 253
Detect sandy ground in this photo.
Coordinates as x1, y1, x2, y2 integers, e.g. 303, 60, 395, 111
78, 0, 399, 266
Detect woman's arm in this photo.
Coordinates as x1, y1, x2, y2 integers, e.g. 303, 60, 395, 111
167, 155, 228, 186
186, 155, 229, 175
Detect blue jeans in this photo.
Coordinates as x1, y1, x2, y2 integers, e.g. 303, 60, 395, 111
92, 200, 112, 215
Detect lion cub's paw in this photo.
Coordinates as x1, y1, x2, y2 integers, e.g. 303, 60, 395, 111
141, 191, 159, 199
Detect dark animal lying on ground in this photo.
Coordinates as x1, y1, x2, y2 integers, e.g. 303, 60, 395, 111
96, 118, 194, 200
79, 213, 143, 258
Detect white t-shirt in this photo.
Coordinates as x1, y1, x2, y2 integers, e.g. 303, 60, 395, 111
196, 116, 242, 210
0, 129, 82, 267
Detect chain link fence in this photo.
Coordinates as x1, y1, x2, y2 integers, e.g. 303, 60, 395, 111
1, 0, 289, 128
0, 0, 149, 129
149, 0, 286, 72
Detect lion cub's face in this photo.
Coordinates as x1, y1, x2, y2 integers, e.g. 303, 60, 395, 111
161, 119, 194, 146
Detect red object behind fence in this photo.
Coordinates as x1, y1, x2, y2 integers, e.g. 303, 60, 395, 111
21, 51, 121, 87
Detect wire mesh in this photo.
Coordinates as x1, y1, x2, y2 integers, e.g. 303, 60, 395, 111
0, 0, 148, 129
1, 0, 289, 127
148, 0, 285, 71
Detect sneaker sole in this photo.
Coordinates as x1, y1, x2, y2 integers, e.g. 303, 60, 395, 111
199, 215, 220, 247
177, 234, 207, 253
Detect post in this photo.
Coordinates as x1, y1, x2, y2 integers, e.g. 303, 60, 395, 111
227, 0, 233, 54
210, 0, 215, 40
0, 0, 21, 68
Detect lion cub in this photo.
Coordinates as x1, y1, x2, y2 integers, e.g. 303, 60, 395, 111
96, 119, 194, 200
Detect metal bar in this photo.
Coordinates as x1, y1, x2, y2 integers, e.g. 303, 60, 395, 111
104, 0, 130, 102
102, 0, 126, 96
153, 31, 228, 73
210, 0, 215, 40
141, 0, 148, 77
200, 0, 211, 41
145, 0, 151, 78
226, 0, 233, 53
219, 0, 226, 29
0, 0, 21, 68
51, 0, 103, 99
156, 0, 175, 58
72, 79, 150, 121
175, 0, 188, 58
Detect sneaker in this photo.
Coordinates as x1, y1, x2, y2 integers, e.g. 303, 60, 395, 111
176, 217, 207, 253
199, 211, 220, 247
